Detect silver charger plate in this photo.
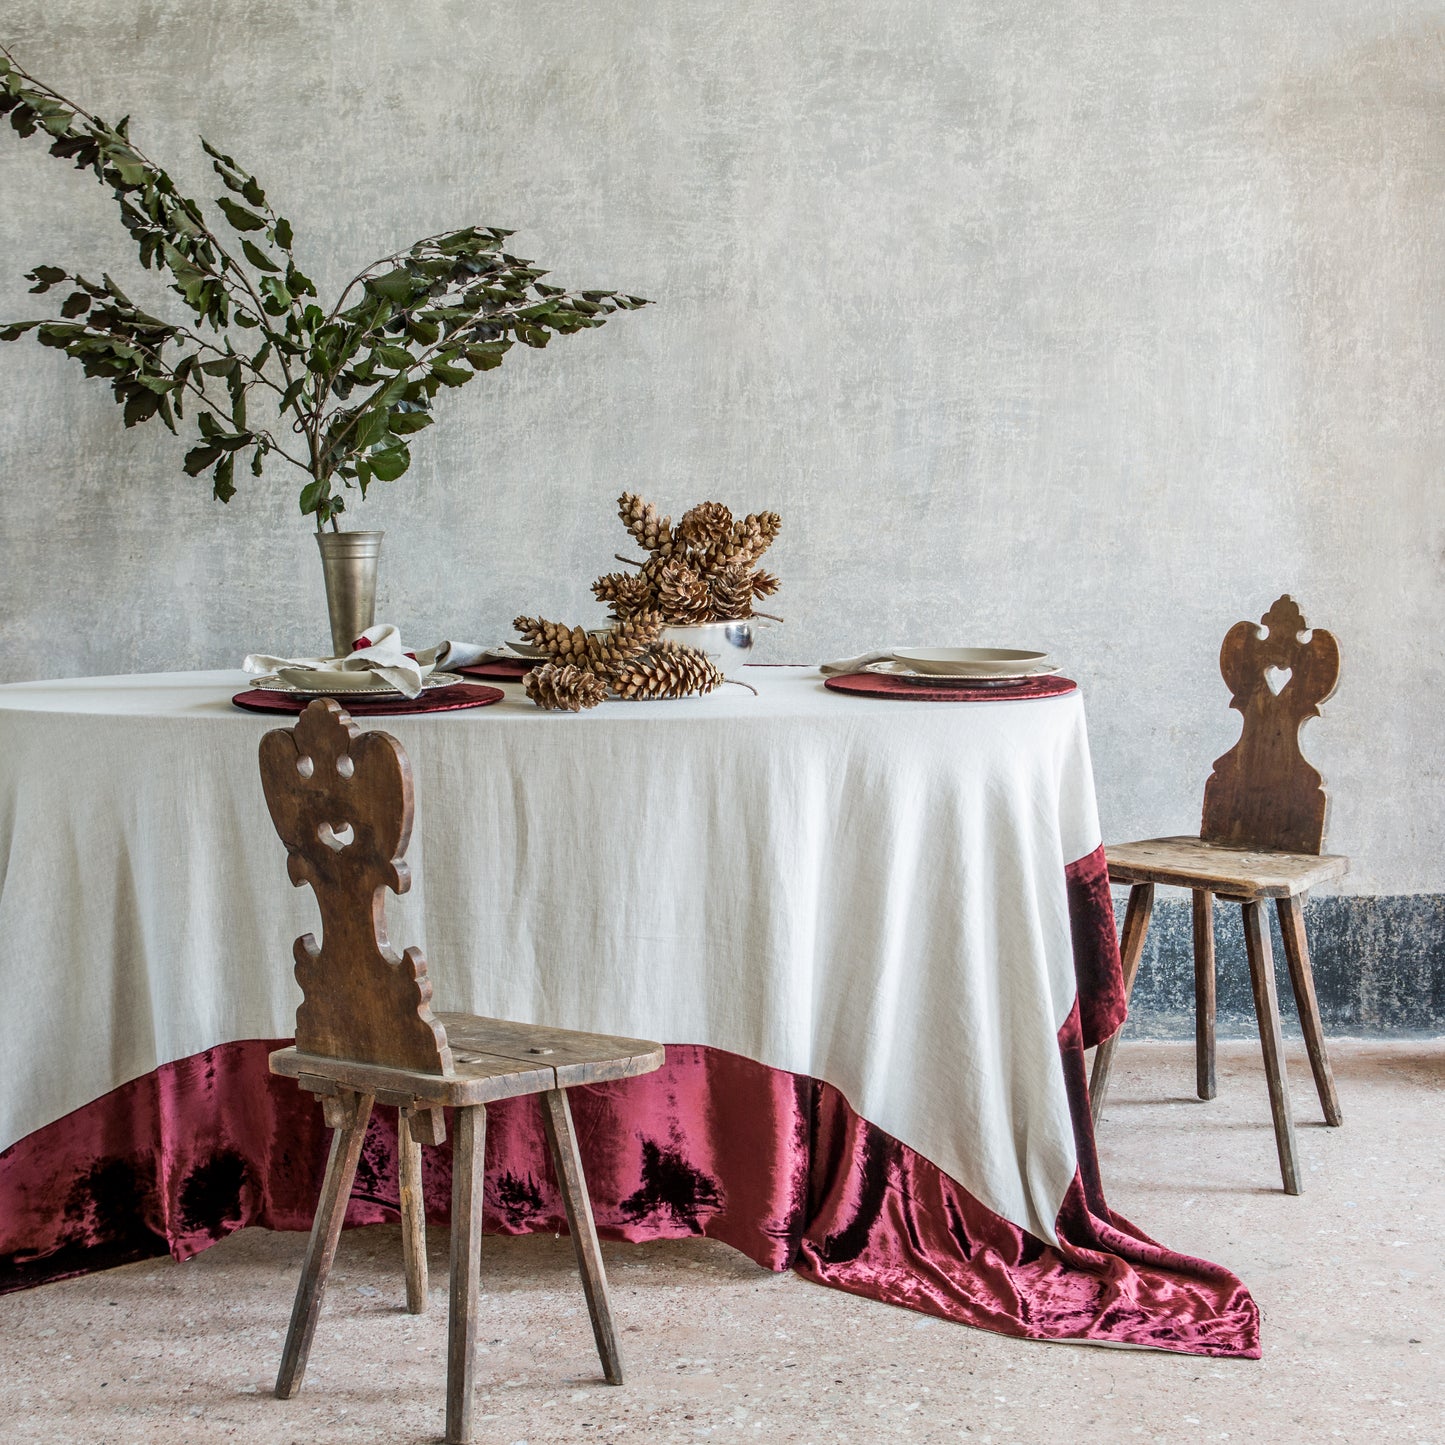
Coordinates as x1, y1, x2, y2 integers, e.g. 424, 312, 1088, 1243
863, 660, 1062, 684
250, 670, 465, 698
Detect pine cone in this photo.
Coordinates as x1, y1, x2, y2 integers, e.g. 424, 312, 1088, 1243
612, 642, 724, 700
708, 564, 755, 620
676, 500, 734, 548
728, 511, 782, 565
618, 492, 673, 553
513, 615, 592, 666
750, 569, 780, 599
686, 538, 738, 579
525, 662, 608, 712
592, 571, 656, 617
654, 556, 713, 623
586, 610, 665, 676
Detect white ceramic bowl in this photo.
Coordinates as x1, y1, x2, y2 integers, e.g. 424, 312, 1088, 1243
891, 647, 1050, 677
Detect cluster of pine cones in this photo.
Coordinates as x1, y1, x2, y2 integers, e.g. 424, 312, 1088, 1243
514, 614, 722, 710
515, 493, 782, 711
593, 493, 781, 624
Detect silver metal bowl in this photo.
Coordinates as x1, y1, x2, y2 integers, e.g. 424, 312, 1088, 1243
660, 620, 760, 678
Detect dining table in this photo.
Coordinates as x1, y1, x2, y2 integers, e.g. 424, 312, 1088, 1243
0, 664, 1259, 1357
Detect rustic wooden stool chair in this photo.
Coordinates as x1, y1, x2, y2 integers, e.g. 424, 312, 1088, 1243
1089, 595, 1346, 1194
259, 699, 664, 1445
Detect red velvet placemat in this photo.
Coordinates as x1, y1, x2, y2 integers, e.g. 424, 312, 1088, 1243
824, 673, 1077, 702
232, 683, 505, 716
456, 658, 535, 681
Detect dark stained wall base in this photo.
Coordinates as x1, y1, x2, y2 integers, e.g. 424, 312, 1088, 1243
1112, 890, 1445, 1039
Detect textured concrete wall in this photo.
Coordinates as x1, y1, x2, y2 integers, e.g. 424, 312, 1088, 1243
1120, 893, 1445, 1038
1, 2, 1442, 898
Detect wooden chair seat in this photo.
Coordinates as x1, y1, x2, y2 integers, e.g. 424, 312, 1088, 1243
271, 1015, 665, 1109
1106, 837, 1348, 900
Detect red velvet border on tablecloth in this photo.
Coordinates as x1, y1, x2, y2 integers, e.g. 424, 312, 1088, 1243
0, 847, 1259, 1357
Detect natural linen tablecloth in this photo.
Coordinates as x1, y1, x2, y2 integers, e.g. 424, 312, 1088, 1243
0, 667, 1257, 1354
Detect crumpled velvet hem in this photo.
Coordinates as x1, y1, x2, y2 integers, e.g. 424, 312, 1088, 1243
0, 1036, 1257, 1358
0, 847, 1259, 1358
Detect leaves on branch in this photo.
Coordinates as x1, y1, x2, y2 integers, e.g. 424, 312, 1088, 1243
27, 264, 67, 292
368, 445, 411, 482
213, 452, 235, 501
184, 444, 223, 475
215, 195, 266, 232
0, 48, 652, 522
240, 237, 281, 272
299, 477, 329, 515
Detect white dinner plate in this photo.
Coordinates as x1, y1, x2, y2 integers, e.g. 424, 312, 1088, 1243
865, 659, 1061, 684
890, 647, 1052, 678
254, 670, 462, 698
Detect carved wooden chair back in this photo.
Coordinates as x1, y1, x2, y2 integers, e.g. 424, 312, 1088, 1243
1200, 594, 1340, 856
258, 698, 453, 1073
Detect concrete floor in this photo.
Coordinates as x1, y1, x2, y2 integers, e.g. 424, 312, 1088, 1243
0, 1039, 1440, 1445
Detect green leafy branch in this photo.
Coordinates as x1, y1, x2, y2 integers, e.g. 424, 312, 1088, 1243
0, 50, 649, 526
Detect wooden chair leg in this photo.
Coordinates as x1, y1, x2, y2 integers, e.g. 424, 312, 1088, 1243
1089, 882, 1156, 1125
1276, 895, 1343, 1127
275, 1090, 374, 1399
1241, 900, 1302, 1194
446, 1105, 485, 1445
398, 1109, 428, 1314
1193, 889, 1217, 1100
541, 1089, 624, 1386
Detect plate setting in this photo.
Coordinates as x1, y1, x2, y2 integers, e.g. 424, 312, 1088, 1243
870, 648, 1059, 684
249, 670, 465, 698
889, 647, 1052, 678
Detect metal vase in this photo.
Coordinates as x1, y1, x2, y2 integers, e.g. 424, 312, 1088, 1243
316, 530, 383, 658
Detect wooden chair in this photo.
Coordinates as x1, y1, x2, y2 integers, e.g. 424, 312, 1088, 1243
1088, 596, 1346, 1194
259, 699, 664, 1444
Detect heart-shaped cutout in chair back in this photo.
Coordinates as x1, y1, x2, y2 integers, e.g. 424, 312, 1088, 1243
1264, 665, 1292, 696
317, 820, 355, 852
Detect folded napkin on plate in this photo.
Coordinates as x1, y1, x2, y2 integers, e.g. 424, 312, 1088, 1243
429, 640, 534, 669
245, 624, 437, 699
819, 650, 893, 675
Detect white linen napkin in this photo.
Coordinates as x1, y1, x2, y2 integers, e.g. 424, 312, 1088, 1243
818, 651, 893, 676
244, 624, 435, 699
430, 640, 536, 669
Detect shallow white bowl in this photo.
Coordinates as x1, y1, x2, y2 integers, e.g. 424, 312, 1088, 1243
891, 647, 1050, 677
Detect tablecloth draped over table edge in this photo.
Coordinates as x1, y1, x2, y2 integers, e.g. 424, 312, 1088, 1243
0, 847, 1260, 1358
0, 667, 1121, 1242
